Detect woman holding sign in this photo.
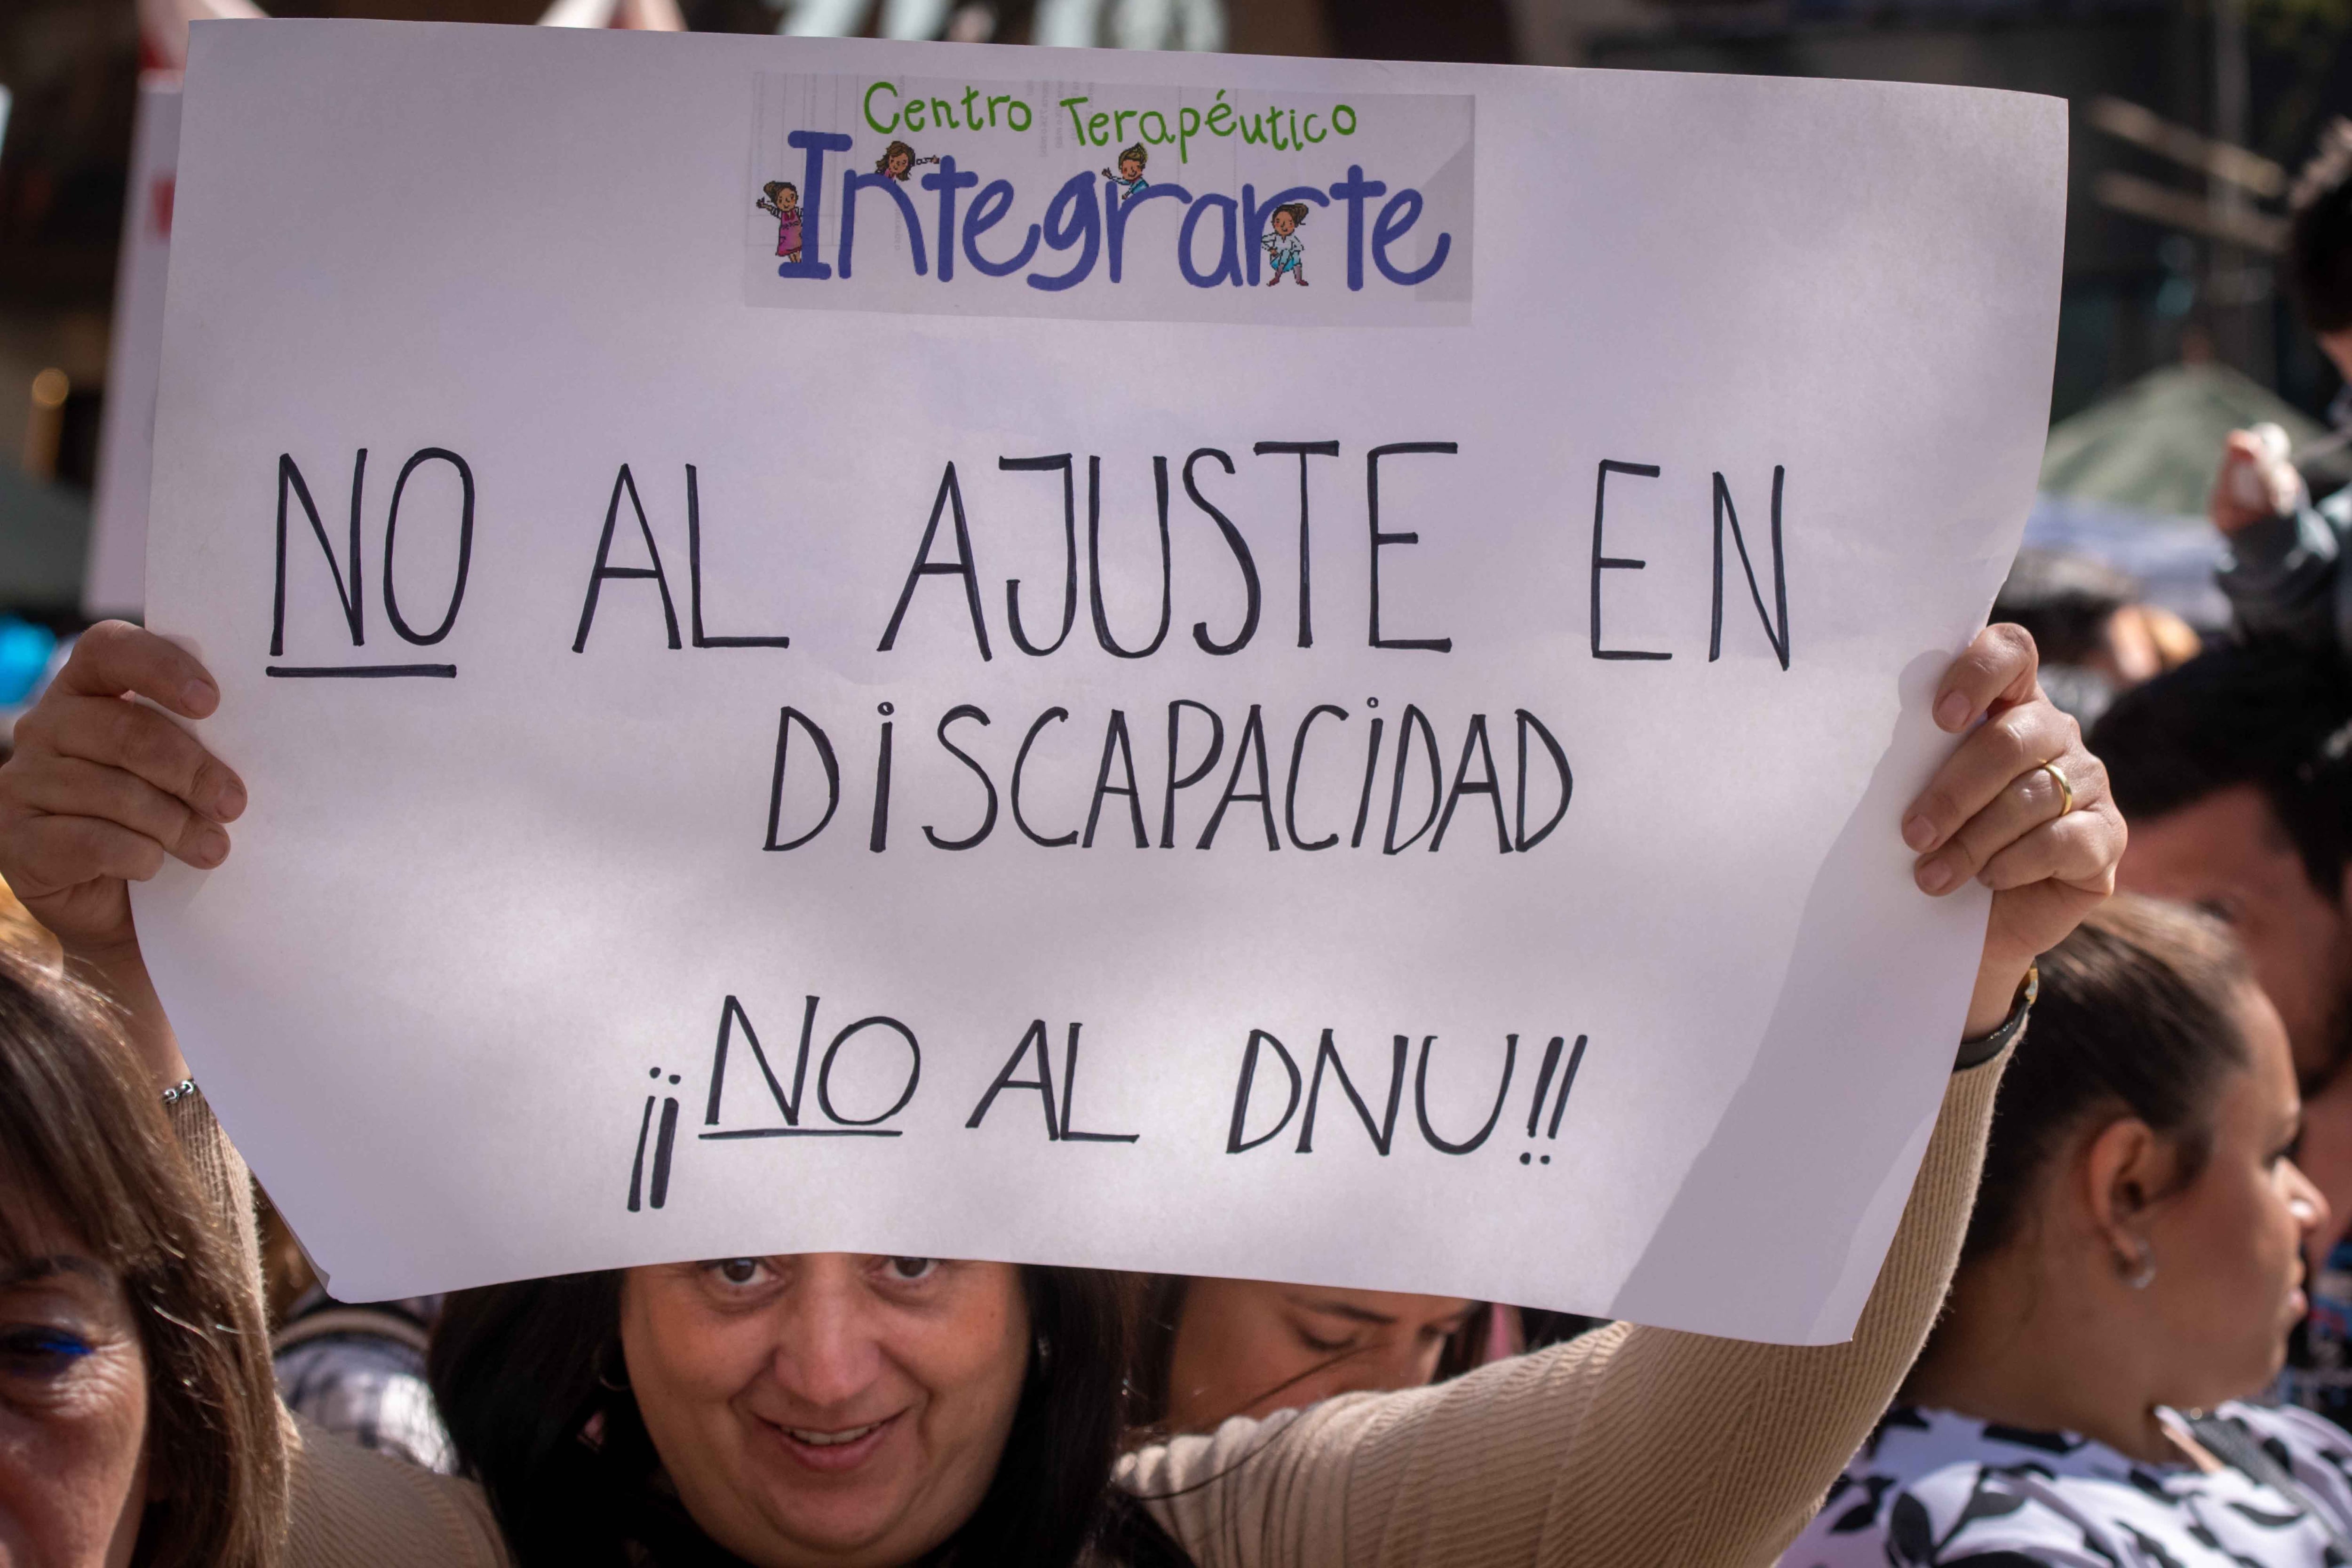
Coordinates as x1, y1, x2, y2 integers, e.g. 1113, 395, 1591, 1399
0, 620, 2121, 1568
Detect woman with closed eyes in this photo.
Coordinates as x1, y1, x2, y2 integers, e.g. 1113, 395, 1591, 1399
1128, 1276, 1491, 1436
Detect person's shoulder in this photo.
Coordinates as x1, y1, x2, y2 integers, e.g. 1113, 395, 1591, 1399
1781, 1407, 2122, 1566
2215, 1398, 2352, 1463
286, 1412, 507, 1567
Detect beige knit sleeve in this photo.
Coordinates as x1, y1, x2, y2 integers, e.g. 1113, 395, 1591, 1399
1118, 1046, 2009, 1568
166, 1093, 511, 1568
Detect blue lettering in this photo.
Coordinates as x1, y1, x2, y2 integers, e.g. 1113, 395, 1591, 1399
1027, 171, 1101, 293
840, 166, 930, 279
779, 131, 852, 281
1328, 166, 1386, 292
1178, 193, 1242, 288
963, 179, 1041, 277
1371, 189, 1450, 287
922, 156, 981, 282
1107, 181, 1192, 284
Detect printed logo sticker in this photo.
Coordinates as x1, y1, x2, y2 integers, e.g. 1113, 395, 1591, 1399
745, 73, 1474, 325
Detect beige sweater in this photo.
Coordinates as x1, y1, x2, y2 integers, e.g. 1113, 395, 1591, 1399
172, 1047, 2005, 1568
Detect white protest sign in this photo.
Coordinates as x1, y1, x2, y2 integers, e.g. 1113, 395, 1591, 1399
140, 20, 2060, 1342
85, 73, 181, 620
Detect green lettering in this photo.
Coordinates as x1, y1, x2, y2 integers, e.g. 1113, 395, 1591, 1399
864, 80, 902, 134
1179, 104, 1201, 163
1207, 93, 1235, 138
1007, 98, 1032, 132
1333, 103, 1357, 135
1241, 110, 1270, 146
1141, 109, 1172, 146
1303, 111, 1325, 143
1088, 111, 1111, 144
905, 96, 928, 133
1114, 108, 1139, 147
961, 86, 983, 126
1060, 96, 1091, 139
987, 93, 1009, 127
932, 97, 957, 128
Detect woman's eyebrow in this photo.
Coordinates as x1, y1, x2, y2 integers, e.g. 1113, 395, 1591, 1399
0, 1255, 108, 1289
1287, 1295, 1399, 1327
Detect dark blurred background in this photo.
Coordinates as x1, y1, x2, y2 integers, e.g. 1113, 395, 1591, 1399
0, 0, 2343, 644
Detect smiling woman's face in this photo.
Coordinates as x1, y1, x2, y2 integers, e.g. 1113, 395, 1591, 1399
619, 1253, 1027, 1568
0, 1201, 150, 1568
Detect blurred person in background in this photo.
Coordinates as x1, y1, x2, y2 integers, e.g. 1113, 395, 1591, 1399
2094, 644, 2352, 1423
2210, 120, 2352, 661
0, 945, 285, 1568
2094, 646, 2352, 1089
1993, 548, 2200, 725
1127, 1277, 1491, 1434
270, 1279, 454, 1474
1782, 898, 2341, 1567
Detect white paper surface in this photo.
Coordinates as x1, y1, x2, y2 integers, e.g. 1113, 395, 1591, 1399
84, 74, 181, 619
139, 20, 2060, 1343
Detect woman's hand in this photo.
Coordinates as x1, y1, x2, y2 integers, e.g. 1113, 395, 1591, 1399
1901, 623, 2124, 1038
0, 623, 242, 1080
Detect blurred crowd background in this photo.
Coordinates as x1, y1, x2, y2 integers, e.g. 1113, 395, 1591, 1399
5, 0, 2350, 727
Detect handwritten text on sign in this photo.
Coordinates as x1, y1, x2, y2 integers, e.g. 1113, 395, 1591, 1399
139, 22, 2060, 1341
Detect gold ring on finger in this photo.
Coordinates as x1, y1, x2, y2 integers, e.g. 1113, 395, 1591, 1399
2035, 760, 2074, 818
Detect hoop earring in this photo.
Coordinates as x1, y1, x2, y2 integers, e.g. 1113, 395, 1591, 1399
596, 1347, 632, 1393
2119, 1237, 2157, 1290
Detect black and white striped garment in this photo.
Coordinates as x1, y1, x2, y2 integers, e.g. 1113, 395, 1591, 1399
1780, 1403, 2352, 1567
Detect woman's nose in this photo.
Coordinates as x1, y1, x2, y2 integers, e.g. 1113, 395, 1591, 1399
2287, 1158, 2333, 1240
769, 1265, 884, 1409
1353, 1337, 1437, 1393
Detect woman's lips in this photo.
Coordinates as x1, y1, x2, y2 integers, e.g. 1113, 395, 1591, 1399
764, 1412, 902, 1473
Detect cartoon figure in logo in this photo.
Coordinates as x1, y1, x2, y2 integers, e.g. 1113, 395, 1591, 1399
757, 180, 803, 264
874, 140, 941, 182
1261, 202, 1310, 287
1101, 143, 1149, 203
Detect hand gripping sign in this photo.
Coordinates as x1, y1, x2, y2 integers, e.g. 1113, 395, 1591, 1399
137, 20, 2063, 1341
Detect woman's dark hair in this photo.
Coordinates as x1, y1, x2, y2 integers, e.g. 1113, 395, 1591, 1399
0, 947, 286, 1568
2289, 118, 2352, 334
430, 1260, 1149, 1567
1961, 895, 2254, 1266
877, 138, 916, 175
1991, 549, 2137, 669
2090, 641, 2352, 907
